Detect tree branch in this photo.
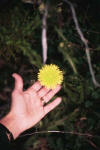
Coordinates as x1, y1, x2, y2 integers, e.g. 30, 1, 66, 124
63, 0, 100, 87
20, 130, 100, 139
42, 2, 48, 64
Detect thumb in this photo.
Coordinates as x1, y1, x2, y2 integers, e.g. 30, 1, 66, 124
12, 73, 23, 91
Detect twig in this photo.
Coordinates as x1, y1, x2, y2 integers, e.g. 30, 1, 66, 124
63, 0, 100, 87
19, 130, 100, 139
86, 139, 100, 150
42, 2, 48, 64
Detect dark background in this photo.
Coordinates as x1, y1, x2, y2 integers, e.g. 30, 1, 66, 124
0, 0, 100, 149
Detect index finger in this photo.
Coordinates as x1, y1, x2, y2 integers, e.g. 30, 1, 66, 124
27, 81, 42, 92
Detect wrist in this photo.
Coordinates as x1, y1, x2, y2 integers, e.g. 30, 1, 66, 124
0, 113, 24, 139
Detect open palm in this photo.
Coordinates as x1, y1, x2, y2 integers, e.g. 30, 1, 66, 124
11, 73, 62, 134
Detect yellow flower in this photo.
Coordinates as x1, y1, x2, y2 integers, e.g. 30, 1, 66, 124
38, 64, 63, 89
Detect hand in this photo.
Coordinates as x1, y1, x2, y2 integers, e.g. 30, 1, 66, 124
0, 73, 62, 139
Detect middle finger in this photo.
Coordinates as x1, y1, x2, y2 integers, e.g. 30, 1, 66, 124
42, 85, 61, 103
37, 87, 50, 98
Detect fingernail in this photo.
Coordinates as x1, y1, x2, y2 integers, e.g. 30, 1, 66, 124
57, 97, 62, 104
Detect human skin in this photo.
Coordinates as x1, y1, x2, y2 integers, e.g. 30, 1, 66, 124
0, 73, 62, 139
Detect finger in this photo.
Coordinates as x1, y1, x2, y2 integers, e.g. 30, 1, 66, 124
37, 87, 50, 98
28, 81, 42, 92
42, 85, 61, 103
12, 73, 23, 91
44, 97, 62, 115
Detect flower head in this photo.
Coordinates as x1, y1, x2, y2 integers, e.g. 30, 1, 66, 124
38, 64, 63, 89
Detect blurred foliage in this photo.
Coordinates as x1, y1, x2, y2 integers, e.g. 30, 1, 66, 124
0, 0, 100, 150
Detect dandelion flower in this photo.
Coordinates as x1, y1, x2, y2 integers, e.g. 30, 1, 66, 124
38, 64, 63, 89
